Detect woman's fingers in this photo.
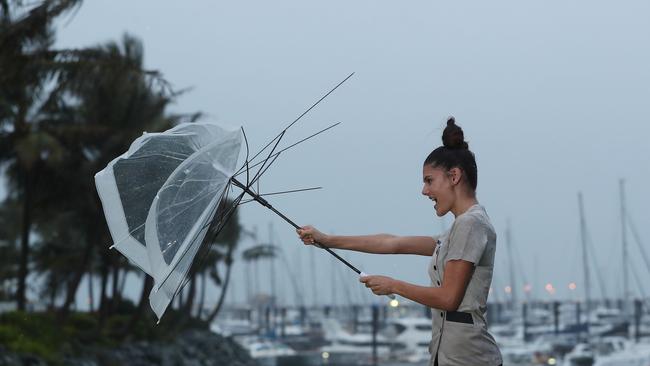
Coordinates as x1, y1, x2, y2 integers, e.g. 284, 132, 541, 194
296, 226, 317, 245
360, 275, 392, 295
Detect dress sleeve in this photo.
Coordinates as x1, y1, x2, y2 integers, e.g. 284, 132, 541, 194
445, 215, 488, 265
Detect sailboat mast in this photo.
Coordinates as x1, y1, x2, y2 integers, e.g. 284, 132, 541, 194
620, 179, 629, 311
269, 222, 277, 306
309, 249, 318, 307
578, 192, 591, 321
506, 220, 517, 308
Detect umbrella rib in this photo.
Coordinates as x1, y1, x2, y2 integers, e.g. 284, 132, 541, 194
258, 186, 323, 197
237, 186, 322, 205
245, 72, 354, 166
178, 191, 244, 294
234, 122, 340, 179
244, 122, 340, 169
157, 187, 241, 296
234, 126, 252, 185
247, 130, 286, 189
191, 185, 243, 240
231, 177, 361, 275
249, 152, 281, 188
246, 122, 341, 186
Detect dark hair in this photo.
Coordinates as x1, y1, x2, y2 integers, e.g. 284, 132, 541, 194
423, 117, 478, 191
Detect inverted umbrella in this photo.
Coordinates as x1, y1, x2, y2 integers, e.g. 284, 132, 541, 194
96, 123, 243, 319
95, 73, 392, 321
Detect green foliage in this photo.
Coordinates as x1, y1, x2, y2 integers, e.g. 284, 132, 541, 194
0, 311, 63, 363
0, 310, 212, 362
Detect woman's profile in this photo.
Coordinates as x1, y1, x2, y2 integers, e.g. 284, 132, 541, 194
297, 117, 502, 366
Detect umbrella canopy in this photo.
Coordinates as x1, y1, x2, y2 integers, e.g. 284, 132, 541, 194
95, 122, 242, 320
93, 73, 389, 321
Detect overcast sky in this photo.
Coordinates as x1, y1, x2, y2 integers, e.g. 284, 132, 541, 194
10, 0, 650, 308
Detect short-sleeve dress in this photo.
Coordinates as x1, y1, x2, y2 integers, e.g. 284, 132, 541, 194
428, 204, 502, 366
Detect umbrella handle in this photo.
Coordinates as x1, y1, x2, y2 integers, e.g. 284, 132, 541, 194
360, 272, 396, 300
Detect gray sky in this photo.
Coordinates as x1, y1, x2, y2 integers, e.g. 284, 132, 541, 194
15, 0, 650, 308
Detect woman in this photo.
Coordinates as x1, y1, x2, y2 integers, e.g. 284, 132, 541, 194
297, 118, 502, 366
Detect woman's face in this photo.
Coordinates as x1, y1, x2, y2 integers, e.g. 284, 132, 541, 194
421, 164, 456, 217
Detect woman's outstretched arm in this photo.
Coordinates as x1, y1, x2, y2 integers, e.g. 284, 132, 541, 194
361, 260, 474, 311
297, 226, 437, 256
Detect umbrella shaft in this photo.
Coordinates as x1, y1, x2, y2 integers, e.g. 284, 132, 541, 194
231, 178, 361, 275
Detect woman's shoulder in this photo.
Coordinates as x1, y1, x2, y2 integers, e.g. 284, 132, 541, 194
455, 205, 485, 224
454, 205, 495, 234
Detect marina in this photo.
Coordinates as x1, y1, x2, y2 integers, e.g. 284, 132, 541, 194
210, 299, 650, 366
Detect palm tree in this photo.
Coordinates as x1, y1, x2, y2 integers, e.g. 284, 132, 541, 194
2, 1, 228, 325
0, 198, 20, 301
202, 200, 242, 323
31, 211, 85, 309
1, 1, 183, 316
49, 33, 181, 320
0, 0, 82, 311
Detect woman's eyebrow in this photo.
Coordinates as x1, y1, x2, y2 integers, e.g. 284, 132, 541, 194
423, 175, 432, 182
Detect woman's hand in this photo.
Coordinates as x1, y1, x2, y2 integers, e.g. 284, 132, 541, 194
296, 225, 327, 246
360, 275, 396, 296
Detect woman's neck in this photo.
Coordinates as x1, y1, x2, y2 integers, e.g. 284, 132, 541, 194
451, 195, 479, 217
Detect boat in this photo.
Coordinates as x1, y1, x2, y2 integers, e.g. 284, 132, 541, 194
382, 317, 433, 363
318, 318, 392, 356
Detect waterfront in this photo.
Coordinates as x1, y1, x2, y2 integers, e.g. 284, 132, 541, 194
212, 299, 650, 366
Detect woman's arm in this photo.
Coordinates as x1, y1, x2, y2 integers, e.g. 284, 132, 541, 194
297, 226, 437, 256
361, 260, 474, 311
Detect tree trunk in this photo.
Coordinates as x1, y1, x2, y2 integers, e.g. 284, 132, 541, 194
48, 274, 57, 311
121, 275, 153, 339
182, 274, 197, 316
59, 229, 96, 320
88, 270, 95, 313
111, 260, 120, 310
17, 169, 31, 311
206, 258, 233, 323
196, 271, 206, 319
118, 269, 127, 299
176, 287, 183, 310
98, 252, 110, 325
173, 274, 198, 332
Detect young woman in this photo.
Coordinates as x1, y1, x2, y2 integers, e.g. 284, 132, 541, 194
297, 118, 502, 366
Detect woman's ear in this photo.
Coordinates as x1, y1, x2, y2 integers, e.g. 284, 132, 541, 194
449, 167, 462, 185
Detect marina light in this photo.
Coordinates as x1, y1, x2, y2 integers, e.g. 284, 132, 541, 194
389, 299, 399, 308
545, 283, 555, 295
504, 286, 512, 294
321, 351, 330, 360
547, 357, 557, 365
568, 282, 577, 290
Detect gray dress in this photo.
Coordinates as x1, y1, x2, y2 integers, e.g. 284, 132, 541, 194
428, 204, 502, 366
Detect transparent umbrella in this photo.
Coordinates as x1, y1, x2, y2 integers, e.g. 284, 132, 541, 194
95, 122, 242, 320
95, 73, 391, 322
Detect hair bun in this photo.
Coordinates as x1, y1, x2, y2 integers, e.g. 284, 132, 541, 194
442, 116, 468, 149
